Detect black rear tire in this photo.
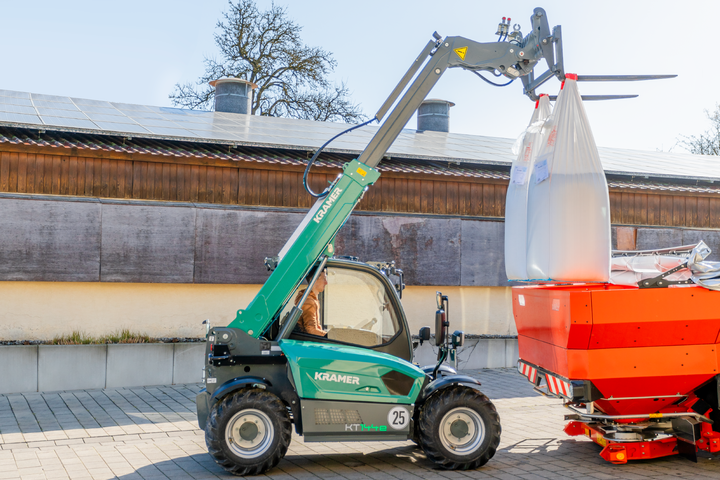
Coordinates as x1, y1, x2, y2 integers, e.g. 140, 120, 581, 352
205, 388, 291, 476
418, 386, 501, 470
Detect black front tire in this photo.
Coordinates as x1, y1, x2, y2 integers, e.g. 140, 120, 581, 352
205, 388, 291, 476
418, 386, 501, 470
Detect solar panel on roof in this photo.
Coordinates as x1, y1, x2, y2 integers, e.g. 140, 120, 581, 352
81, 105, 125, 114
0, 97, 33, 107
71, 98, 113, 107
39, 117, 97, 129
0, 112, 42, 124
145, 126, 198, 137
36, 108, 87, 119
32, 94, 73, 103
0, 90, 29, 98
0, 88, 716, 181
84, 112, 132, 123
94, 122, 149, 134
0, 104, 36, 115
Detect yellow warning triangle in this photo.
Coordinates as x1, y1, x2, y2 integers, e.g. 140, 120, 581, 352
454, 46, 468, 61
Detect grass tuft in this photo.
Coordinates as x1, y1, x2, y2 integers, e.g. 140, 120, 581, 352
50, 331, 94, 345
48, 329, 153, 345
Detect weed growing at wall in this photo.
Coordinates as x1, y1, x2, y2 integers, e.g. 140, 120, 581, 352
49, 329, 155, 345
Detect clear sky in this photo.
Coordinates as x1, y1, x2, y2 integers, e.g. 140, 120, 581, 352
1, 0, 717, 154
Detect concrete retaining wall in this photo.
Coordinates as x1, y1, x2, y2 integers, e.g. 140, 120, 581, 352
0, 343, 205, 394
0, 339, 518, 394
413, 337, 519, 370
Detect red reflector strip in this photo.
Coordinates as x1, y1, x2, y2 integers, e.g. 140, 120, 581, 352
546, 373, 571, 397
517, 361, 537, 384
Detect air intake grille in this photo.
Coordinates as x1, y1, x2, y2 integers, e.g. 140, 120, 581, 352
314, 409, 363, 425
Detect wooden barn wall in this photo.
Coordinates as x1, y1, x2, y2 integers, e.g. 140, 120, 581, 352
0, 149, 717, 227
0, 151, 508, 217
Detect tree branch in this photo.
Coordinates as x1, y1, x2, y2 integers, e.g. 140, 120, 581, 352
169, 0, 364, 123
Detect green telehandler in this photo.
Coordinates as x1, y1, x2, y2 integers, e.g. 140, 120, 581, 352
194, 8, 671, 475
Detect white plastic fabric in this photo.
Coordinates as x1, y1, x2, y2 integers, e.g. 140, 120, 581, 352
504, 95, 552, 280
610, 241, 720, 291
610, 250, 691, 286
687, 242, 720, 290
525, 77, 611, 282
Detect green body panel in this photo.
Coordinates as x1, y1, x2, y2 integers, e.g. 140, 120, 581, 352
279, 339, 425, 404
227, 160, 380, 336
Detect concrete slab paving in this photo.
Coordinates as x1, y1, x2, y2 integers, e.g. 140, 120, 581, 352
1, 368, 720, 479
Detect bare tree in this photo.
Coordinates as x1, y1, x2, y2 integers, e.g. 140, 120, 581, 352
170, 0, 365, 123
680, 104, 720, 155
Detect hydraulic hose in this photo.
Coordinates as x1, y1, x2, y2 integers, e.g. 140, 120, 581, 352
303, 117, 377, 198
433, 348, 448, 379
472, 70, 515, 87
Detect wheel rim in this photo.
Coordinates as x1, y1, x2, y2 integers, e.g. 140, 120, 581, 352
439, 407, 485, 456
226, 408, 274, 459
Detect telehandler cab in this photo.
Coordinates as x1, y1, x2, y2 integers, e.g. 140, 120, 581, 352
195, 8, 672, 475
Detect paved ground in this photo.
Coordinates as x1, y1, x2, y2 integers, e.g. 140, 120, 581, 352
1, 368, 720, 480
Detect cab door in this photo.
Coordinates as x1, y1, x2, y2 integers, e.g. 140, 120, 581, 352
288, 261, 412, 361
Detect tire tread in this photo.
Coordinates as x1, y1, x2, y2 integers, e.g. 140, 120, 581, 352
418, 386, 501, 470
205, 389, 291, 476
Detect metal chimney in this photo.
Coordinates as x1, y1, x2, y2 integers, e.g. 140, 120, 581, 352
417, 99, 455, 132
209, 78, 257, 114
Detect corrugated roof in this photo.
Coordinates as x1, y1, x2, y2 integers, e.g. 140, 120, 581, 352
0, 88, 716, 182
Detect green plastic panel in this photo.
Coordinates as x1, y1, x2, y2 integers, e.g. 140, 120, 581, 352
279, 339, 425, 404
227, 160, 380, 336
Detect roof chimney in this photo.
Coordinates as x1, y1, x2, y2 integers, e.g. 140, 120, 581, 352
209, 78, 257, 114
417, 99, 455, 132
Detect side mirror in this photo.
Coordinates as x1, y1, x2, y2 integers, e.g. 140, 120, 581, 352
452, 330, 465, 348
435, 309, 446, 346
418, 326, 431, 345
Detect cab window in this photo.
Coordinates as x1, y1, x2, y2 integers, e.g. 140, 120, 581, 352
322, 267, 401, 347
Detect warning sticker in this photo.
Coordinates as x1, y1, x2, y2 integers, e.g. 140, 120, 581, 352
511, 166, 527, 185
534, 156, 550, 184
454, 46, 468, 61
356, 167, 367, 177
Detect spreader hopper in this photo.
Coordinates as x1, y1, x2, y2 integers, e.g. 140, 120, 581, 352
514, 283, 720, 463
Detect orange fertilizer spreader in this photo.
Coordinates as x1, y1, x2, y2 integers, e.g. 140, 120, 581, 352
514, 283, 720, 464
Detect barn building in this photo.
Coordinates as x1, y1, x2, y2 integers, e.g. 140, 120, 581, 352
1, 82, 719, 367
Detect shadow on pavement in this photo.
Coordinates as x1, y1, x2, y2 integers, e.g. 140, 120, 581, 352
113, 438, 720, 480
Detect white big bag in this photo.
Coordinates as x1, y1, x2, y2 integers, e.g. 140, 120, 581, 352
504, 95, 552, 280
525, 74, 611, 282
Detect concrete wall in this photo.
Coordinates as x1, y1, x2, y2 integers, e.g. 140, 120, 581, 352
0, 193, 510, 287
0, 281, 261, 340
401, 286, 515, 336
0, 281, 514, 340
2, 193, 719, 341
0, 343, 205, 394
413, 338, 519, 370
0, 339, 518, 395
0, 193, 516, 340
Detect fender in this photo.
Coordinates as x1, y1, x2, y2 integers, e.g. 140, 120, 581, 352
421, 364, 457, 377
418, 374, 482, 403
210, 375, 273, 403
196, 376, 274, 431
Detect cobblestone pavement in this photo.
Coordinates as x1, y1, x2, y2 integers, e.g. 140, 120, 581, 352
2, 368, 720, 479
